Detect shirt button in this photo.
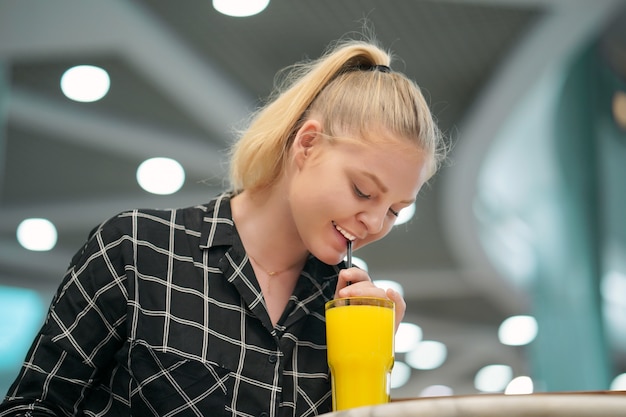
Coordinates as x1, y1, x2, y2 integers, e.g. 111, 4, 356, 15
268, 354, 277, 364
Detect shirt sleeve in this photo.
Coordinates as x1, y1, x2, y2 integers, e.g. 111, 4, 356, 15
0, 218, 131, 417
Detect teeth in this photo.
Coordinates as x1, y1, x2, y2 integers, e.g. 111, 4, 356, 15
333, 222, 356, 241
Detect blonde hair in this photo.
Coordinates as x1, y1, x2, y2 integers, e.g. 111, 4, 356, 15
229, 38, 445, 192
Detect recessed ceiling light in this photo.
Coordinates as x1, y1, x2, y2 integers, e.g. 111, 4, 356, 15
60, 65, 110, 102
16, 218, 57, 251
394, 202, 415, 226
505, 376, 534, 395
610, 373, 626, 390
212, 0, 270, 17
405, 340, 447, 370
498, 315, 538, 346
390, 361, 411, 389
136, 157, 185, 195
395, 322, 422, 353
474, 364, 513, 393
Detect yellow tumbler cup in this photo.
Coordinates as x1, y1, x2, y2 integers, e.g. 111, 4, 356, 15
325, 297, 395, 411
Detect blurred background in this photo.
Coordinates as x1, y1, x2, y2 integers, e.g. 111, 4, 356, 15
1, 0, 625, 399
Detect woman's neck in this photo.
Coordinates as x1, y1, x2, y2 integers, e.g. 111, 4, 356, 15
231, 187, 309, 326
230, 187, 309, 273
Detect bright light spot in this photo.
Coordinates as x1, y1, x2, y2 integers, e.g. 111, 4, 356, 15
505, 376, 534, 394
601, 270, 626, 350
373, 280, 404, 297
0, 286, 45, 370
390, 361, 411, 389
420, 385, 454, 397
610, 373, 626, 390
394, 203, 415, 226
498, 315, 538, 346
395, 322, 422, 353
474, 364, 513, 393
405, 340, 447, 370
16, 218, 57, 251
601, 270, 626, 307
136, 157, 185, 195
60, 65, 110, 102
212, 0, 269, 17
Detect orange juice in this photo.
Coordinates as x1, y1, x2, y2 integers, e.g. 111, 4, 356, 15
325, 297, 395, 411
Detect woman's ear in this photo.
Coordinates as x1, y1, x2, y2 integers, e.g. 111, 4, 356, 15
293, 119, 323, 167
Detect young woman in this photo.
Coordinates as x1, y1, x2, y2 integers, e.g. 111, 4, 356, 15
0, 38, 445, 417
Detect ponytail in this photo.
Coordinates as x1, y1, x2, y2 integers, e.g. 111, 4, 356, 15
229, 38, 444, 192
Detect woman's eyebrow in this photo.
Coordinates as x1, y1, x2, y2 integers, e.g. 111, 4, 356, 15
361, 171, 416, 204
362, 171, 388, 193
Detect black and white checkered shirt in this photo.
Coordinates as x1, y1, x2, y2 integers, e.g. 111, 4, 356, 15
1, 193, 340, 417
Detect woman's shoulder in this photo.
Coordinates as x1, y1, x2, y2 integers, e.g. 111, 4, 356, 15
91, 192, 232, 239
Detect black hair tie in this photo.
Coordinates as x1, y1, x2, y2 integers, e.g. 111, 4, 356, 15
353, 64, 391, 73
371, 64, 391, 73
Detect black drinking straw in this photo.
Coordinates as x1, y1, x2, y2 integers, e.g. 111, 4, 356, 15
346, 240, 353, 287
346, 240, 352, 268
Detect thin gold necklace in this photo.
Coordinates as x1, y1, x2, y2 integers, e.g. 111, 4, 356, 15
247, 253, 301, 277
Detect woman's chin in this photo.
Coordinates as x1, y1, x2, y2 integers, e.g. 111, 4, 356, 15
320, 252, 346, 266
307, 247, 342, 266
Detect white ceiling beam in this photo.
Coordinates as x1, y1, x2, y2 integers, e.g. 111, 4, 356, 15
110, 0, 254, 143
8, 89, 227, 178
0, 0, 254, 144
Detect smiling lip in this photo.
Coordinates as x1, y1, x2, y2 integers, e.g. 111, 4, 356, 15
332, 221, 356, 241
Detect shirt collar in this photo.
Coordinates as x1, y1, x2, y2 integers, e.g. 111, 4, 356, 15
199, 192, 238, 249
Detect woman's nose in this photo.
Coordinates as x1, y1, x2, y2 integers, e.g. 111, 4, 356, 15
356, 208, 386, 235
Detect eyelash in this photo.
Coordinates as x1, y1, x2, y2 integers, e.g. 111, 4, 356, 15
354, 185, 371, 199
353, 185, 399, 217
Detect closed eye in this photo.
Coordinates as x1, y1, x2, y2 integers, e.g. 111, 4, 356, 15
354, 185, 371, 199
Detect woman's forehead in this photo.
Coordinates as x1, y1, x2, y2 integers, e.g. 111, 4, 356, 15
331, 129, 424, 157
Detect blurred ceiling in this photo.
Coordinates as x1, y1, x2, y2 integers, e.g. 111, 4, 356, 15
0, 0, 624, 397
